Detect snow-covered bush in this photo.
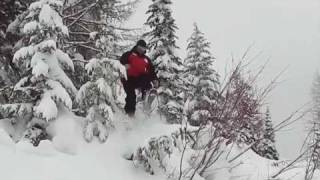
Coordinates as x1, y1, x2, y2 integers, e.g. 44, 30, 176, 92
133, 135, 173, 175
132, 127, 201, 179
206, 69, 264, 145
76, 58, 126, 142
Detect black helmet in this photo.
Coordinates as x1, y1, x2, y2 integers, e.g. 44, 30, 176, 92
136, 39, 147, 48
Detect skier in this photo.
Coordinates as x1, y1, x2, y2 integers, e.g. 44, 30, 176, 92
120, 40, 159, 117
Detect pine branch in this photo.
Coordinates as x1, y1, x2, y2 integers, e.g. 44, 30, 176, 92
77, 44, 102, 53
74, 22, 91, 32
72, 59, 87, 63
63, 0, 86, 12
65, 40, 92, 45
67, 1, 100, 28
63, 4, 89, 18
69, 31, 91, 36
66, 16, 141, 31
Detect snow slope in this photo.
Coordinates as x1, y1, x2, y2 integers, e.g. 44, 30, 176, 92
205, 144, 320, 180
0, 108, 179, 180
0, 108, 319, 180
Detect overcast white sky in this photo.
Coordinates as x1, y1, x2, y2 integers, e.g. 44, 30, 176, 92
125, 0, 320, 159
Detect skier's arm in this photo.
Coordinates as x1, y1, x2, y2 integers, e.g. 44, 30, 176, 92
120, 51, 130, 65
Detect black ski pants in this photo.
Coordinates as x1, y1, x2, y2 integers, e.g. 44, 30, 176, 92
122, 74, 152, 114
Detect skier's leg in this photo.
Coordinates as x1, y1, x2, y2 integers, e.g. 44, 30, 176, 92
123, 79, 136, 116
139, 75, 152, 94
136, 75, 148, 101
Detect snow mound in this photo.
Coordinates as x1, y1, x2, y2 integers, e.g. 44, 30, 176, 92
0, 128, 15, 148
47, 108, 83, 155
16, 140, 57, 156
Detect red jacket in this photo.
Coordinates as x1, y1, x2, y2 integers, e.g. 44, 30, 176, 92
120, 47, 158, 80
127, 52, 149, 77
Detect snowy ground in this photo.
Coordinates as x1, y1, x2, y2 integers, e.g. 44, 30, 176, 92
0, 107, 178, 180
0, 108, 319, 180
206, 144, 320, 180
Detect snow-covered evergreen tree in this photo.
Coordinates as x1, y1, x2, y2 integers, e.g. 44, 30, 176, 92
75, 1, 129, 143
144, 0, 184, 123
63, 0, 138, 90
76, 57, 126, 143
252, 107, 279, 160
306, 72, 320, 180
183, 23, 220, 126
0, 0, 34, 104
0, 0, 33, 39
0, 0, 76, 145
63, 0, 139, 60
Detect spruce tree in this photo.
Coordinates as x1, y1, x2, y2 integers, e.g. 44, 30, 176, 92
263, 107, 279, 159
144, 0, 184, 123
252, 107, 279, 160
0, 0, 76, 145
61, 0, 139, 89
63, 0, 139, 60
184, 23, 220, 126
75, 1, 129, 142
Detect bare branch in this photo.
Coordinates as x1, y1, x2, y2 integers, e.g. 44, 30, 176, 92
272, 149, 308, 178
63, 0, 86, 12
228, 142, 256, 163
